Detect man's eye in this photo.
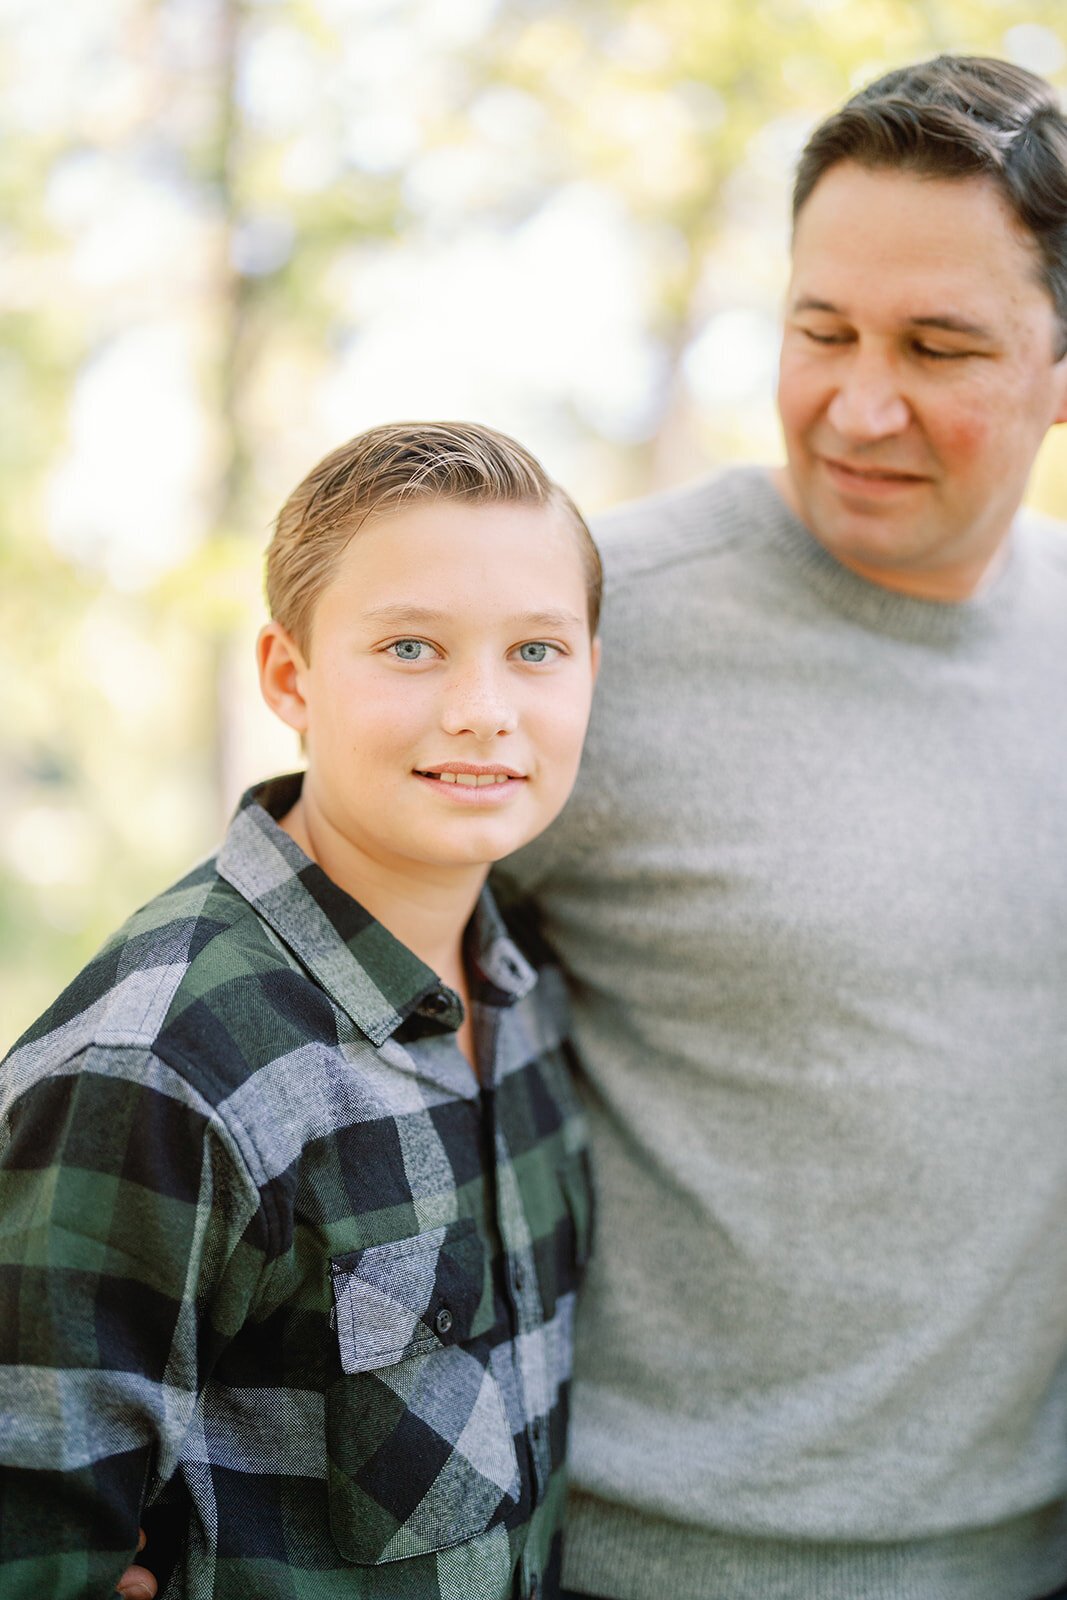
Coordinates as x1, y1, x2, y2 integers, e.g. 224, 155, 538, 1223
802, 327, 848, 345
914, 342, 970, 360
512, 641, 561, 664
387, 638, 436, 661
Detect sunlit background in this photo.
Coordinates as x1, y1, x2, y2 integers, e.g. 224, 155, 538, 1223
3, 0, 1066, 1046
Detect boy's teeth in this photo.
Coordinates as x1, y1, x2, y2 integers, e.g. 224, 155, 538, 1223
435, 771, 509, 785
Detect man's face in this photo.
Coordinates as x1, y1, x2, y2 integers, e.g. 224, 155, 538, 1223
269, 500, 598, 886
776, 162, 1067, 598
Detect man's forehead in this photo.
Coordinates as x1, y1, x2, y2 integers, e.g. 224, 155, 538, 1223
787, 163, 1052, 314
793, 159, 1008, 223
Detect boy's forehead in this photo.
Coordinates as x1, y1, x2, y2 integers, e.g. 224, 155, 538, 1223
358, 600, 588, 628
338, 499, 580, 565
317, 499, 590, 618
363, 495, 569, 531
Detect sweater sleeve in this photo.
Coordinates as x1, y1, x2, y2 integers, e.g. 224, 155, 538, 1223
0, 1049, 267, 1598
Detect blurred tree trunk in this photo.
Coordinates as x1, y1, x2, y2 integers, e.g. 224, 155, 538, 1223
208, 0, 254, 825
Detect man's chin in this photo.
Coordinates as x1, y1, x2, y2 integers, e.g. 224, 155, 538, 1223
804, 503, 933, 577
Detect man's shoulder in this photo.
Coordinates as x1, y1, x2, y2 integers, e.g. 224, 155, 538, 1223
4, 856, 297, 1106
1017, 502, 1067, 578
590, 463, 777, 592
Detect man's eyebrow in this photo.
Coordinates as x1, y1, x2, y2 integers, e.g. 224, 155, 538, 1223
909, 313, 995, 339
361, 604, 586, 629
790, 295, 994, 340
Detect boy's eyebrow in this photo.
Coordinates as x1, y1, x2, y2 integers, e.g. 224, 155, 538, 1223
361, 604, 586, 629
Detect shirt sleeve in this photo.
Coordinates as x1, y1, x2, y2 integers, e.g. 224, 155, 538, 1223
0, 1048, 267, 1598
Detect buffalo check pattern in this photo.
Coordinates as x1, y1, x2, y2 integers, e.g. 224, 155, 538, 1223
0, 773, 591, 1600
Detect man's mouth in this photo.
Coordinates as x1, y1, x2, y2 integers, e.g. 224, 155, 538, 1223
822, 456, 928, 485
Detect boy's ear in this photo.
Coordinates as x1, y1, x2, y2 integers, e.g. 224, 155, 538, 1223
590, 635, 602, 684
257, 621, 310, 735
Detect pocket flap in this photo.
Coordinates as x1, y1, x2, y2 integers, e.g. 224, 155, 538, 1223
330, 1218, 484, 1374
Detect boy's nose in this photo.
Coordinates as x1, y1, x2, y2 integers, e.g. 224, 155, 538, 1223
440, 666, 519, 740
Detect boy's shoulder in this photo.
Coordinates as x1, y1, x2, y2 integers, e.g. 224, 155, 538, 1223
4, 851, 315, 1112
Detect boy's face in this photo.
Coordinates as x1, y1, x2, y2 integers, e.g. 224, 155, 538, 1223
261, 499, 599, 881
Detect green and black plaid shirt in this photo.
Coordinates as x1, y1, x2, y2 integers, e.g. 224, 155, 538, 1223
0, 774, 591, 1600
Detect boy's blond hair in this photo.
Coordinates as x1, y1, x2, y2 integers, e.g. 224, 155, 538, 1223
266, 421, 602, 655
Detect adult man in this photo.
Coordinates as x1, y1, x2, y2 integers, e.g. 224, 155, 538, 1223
499, 55, 1067, 1600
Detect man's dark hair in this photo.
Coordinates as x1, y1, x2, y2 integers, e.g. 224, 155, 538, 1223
793, 56, 1067, 353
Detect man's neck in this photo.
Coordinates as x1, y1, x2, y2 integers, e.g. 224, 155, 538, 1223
768, 465, 1011, 602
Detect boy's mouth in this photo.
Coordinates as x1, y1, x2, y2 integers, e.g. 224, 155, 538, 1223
415, 763, 525, 787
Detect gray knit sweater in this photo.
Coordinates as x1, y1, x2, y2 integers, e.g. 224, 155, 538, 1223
498, 467, 1067, 1600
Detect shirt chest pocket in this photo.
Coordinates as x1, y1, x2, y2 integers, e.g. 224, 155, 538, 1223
325, 1218, 520, 1566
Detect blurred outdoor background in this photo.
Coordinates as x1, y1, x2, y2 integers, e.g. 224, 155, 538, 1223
2, 0, 1066, 1048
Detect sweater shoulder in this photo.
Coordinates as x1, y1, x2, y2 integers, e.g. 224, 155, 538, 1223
591, 464, 776, 595
1017, 504, 1067, 578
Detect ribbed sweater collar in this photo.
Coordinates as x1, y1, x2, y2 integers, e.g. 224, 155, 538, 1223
735, 466, 1026, 648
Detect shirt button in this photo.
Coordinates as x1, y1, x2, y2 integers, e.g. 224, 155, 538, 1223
422, 992, 449, 1016
435, 1306, 454, 1336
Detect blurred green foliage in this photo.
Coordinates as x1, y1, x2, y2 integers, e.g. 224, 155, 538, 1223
2, 0, 1066, 1047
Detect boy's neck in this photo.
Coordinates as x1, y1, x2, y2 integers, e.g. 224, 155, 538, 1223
277, 787, 486, 992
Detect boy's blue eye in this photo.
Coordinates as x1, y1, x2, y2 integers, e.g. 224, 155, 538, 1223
516, 641, 555, 663
389, 639, 432, 661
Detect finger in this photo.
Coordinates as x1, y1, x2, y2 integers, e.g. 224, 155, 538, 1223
116, 1563, 157, 1600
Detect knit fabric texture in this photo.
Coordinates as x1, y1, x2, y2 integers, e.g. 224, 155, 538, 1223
497, 466, 1067, 1600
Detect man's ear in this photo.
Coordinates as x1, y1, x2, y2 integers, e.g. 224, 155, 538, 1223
257, 621, 310, 735
1052, 338, 1067, 426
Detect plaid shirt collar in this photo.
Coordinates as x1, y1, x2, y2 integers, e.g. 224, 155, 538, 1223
217, 773, 536, 1050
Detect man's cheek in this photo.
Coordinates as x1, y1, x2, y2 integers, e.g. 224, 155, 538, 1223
935, 405, 992, 468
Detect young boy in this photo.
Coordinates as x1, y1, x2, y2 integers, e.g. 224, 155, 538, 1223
0, 422, 600, 1600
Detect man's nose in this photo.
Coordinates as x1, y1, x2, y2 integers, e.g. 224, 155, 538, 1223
440, 662, 519, 740
826, 352, 910, 441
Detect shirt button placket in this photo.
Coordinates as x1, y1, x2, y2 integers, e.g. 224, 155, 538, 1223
507, 1255, 548, 1495
492, 1125, 548, 1501
515, 1567, 540, 1600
